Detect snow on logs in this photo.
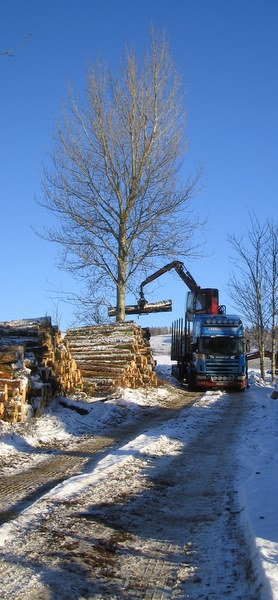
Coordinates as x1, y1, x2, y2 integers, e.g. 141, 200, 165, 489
65, 322, 158, 395
0, 317, 83, 423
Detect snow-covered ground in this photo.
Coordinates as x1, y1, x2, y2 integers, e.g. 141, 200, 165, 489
0, 335, 278, 598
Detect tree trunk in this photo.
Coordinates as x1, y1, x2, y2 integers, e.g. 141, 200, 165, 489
257, 300, 266, 380
271, 328, 276, 383
271, 250, 277, 382
260, 339, 266, 380
271, 293, 276, 382
116, 280, 126, 322
116, 225, 127, 322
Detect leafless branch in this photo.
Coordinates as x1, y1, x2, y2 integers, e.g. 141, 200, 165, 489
0, 33, 32, 57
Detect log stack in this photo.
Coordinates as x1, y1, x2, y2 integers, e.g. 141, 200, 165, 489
65, 322, 158, 395
0, 319, 158, 422
0, 317, 83, 423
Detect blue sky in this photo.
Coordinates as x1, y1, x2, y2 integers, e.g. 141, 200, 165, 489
0, 0, 277, 331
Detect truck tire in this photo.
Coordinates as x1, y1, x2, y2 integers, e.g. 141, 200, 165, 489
188, 370, 197, 391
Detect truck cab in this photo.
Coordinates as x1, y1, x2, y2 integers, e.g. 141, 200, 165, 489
188, 314, 248, 390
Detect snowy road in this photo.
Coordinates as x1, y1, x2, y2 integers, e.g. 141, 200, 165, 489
0, 335, 277, 598
0, 388, 196, 526
0, 390, 267, 598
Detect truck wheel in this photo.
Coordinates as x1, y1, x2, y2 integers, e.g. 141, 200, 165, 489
188, 372, 197, 391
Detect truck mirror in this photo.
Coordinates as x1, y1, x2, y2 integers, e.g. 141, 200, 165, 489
191, 342, 198, 352
245, 339, 250, 353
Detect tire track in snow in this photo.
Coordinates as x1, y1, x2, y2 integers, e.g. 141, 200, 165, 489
0, 389, 196, 525
0, 391, 266, 598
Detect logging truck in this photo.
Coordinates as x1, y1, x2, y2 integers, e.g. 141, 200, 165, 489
171, 308, 248, 391
109, 261, 248, 391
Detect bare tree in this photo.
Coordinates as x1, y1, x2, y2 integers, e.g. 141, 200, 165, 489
228, 215, 269, 379
40, 30, 202, 323
266, 219, 278, 381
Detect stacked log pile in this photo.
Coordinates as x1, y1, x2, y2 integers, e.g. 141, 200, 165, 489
0, 319, 158, 421
0, 317, 83, 423
65, 322, 158, 394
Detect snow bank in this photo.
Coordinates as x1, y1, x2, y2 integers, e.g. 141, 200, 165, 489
236, 371, 278, 597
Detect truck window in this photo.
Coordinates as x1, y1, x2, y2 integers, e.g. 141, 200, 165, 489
195, 293, 206, 311
199, 337, 244, 356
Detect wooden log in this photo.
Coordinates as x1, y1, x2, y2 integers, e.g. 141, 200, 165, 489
80, 368, 126, 378
4, 403, 19, 423
0, 347, 24, 363
65, 341, 139, 351
0, 363, 16, 374
5, 380, 23, 397
73, 360, 136, 371
82, 376, 116, 385
66, 322, 138, 334
0, 382, 8, 398
108, 300, 172, 316
0, 371, 14, 380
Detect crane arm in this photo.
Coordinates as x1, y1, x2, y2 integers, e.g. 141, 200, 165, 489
139, 260, 200, 305
108, 261, 200, 317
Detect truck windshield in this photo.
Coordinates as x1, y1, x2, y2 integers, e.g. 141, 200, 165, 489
200, 337, 244, 356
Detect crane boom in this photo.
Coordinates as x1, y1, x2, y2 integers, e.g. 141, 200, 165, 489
107, 260, 201, 317
139, 261, 200, 303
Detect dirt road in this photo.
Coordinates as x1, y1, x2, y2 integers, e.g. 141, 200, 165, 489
0, 389, 266, 599
0, 385, 196, 525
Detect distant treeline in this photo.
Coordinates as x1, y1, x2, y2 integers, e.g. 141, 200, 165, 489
149, 326, 171, 336
245, 327, 278, 351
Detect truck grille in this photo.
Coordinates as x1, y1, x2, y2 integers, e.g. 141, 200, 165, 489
205, 357, 239, 377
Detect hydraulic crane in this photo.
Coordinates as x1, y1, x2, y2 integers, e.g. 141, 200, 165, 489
108, 260, 247, 391
108, 260, 219, 317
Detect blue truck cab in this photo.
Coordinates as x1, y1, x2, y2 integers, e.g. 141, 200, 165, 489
189, 314, 247, 390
